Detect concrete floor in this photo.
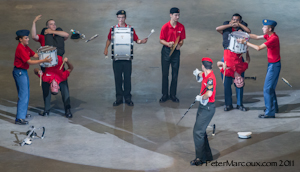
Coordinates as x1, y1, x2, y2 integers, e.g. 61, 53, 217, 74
1, 0, 300, 171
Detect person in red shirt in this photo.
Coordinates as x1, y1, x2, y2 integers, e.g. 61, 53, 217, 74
159, 7, 186, 103
238, 19, 280, 118
31, 15, 72, 118
217, 51, 250, 88
103, 10, 148, 107
13, 29, 51, 125
191, 57, 216, 166
216, 13, 251, 112
34, 57, 73, 96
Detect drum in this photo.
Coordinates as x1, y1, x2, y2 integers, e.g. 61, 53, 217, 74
111, 26, 133, 61
37, 46, 58, 67
228, 31, 250, 54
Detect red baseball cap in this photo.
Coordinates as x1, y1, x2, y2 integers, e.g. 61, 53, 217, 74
202, 57, 213, 64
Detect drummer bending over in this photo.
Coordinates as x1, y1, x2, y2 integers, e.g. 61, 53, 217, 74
34, 56, 74, 118
216, 13, 251, 112
31, 15, 72, 117
217, 51, 250, 88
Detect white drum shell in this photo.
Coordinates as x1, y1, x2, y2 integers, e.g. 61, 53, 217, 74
38, 47, 58, 67
111, 27, 133, 61
228, 31, 250, 54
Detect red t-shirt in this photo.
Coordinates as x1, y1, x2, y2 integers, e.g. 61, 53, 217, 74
37, 34, 45, 46
14, 43, 35, 70
107, 23, 138, 41
160, 21, 186, 42
200, 71, 216, 103
38, 55, 70, 84
223, 49, 243, 68
263, 32, 280, 63
220, 62, 248, 78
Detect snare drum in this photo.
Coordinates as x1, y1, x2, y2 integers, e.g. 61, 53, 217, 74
111, 25, 133, 61
228, 31, 250, 54
37, 46, 58, 67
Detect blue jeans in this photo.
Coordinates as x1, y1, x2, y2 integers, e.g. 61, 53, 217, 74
12, 67, 29, 120
220, 57, 244, 106
264, 61, 281, 116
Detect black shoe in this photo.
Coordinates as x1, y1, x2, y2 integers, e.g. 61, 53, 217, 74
39, 111, 50, 116
113, 100, 123, 106
190, 158, 204, 166
15, 119, 28, 125
159, 95, 169, 103
258, 114, 275, 118
264, 108, 279, 113
26, 114, 31, 118
65, 109, 73, 118
170, 95, 179, 102
224, 105, 233, 111
125, 100, 134, 106
237, 105, 248, 111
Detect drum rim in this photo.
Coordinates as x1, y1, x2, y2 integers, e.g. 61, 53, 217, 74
230, 31, 249, 38
37, 46, 57, 53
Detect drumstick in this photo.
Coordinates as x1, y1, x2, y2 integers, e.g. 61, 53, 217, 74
59, 58, 66, 70
282, 77, 292, 87
223, 61, 227, 84
147, 29, 155, 38
85, 34, 99, 43
169, 36, 180, 57
39, 74, 42, 86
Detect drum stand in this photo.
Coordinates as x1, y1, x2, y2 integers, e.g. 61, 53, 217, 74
20, 126, 45, 146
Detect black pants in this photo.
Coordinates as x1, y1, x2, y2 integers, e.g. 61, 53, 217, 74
42, 81, 71, 112
42, 27, 70, 112
44, 27, 65, 56
113, 60, 132, 101
193, 103, 215, 162
161, 46, 180, 96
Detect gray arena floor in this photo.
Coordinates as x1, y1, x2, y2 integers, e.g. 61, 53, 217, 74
0, 0, 300, 171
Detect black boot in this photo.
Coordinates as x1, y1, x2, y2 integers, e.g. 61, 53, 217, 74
65, 109, 73, 118
39, 111, 50, 116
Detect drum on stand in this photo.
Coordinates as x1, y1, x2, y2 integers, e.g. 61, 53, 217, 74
228, 31, 250, 54
111, 26, 133, 61
37, 46, 58, 67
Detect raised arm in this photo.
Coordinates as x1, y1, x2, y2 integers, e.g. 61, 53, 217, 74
32, 15, 42, 41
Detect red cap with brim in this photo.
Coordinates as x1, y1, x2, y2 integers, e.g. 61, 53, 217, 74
202, 57, 213, 64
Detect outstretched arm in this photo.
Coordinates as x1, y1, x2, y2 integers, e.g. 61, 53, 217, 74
246, 42, 267, 51
249, 34, 264, 40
